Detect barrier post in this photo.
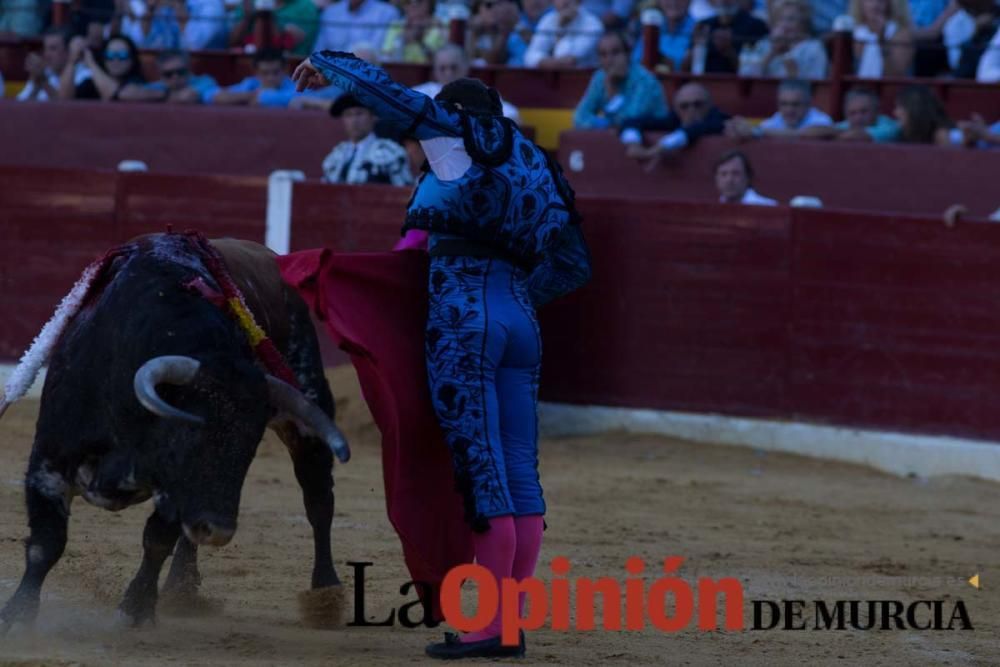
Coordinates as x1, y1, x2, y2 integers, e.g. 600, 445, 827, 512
829, 24, 853, 119
266, 170, 305, 254
640, 9, 662, 72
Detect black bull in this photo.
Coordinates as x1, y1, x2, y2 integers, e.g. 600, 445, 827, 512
0, 234, 350, 630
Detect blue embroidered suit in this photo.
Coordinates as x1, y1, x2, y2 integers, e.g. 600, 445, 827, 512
311, 51, 592, 530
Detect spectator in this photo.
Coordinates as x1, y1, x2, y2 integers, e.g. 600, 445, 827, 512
469, 0, 529, 65
414, 44, 522, 122
581, 0, 635, 29
313, 0, 400, 55
206, 48, 296, 105
620, 82, 730, 169
322, 94, 414, 185
747, 0, 827, 79
17, 28, 77, 102
726, 79, 831, 141
574, 31, 668, 129
958, 113, 1000, 147
229, 0, 320, 56
975, 15, 1000, 81
145, 49, 219, 104
894, 84, 957, 145
715, 150, 777, 205
851, 0, 914, 77
0, 0, 41, 36
632, 0, 695, 72
805, 87, 901, 142
687, 0, 767, 74
381, 0, 445, 63
523, 0, 603, 67
59, 34, 149, 101
120, 0, 228, 50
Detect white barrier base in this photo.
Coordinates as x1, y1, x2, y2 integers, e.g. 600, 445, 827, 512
538, 402, 1000, 483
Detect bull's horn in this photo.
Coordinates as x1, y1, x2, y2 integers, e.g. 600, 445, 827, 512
133, 356, 204, 425
266, 376, 350, 463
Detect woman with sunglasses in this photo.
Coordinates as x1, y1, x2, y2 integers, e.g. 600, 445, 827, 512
59, 33, 150, 102
292, 50, 592, 659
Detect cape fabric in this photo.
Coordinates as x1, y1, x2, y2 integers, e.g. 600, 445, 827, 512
276, 249, 473, 616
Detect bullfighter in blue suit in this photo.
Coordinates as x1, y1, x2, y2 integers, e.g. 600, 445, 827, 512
293, 50, 592, 659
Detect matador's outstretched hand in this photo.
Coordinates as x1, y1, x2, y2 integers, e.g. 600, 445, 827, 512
292, 58, 331, 92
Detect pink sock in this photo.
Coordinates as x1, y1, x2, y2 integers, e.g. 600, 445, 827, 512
460, 515, 515, 643
511, 515, 544, 616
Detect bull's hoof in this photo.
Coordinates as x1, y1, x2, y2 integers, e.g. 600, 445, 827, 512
115, 605, 157, 629
0, 595, 39, 635
298, 585, 346, 630
117, 593, 158, 628
159, 587, 223, 617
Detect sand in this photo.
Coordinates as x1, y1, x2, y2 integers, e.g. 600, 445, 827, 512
0, 366, 998, 666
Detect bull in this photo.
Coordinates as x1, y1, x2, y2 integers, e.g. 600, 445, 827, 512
0, 233, 349, 630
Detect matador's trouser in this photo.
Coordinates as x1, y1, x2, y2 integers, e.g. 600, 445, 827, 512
425, 252, 544, 531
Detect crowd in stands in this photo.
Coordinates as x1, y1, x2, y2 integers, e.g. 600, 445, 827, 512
1, 0, 999, 204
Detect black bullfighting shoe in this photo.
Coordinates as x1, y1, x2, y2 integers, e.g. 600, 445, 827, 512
424, 630, 526, 660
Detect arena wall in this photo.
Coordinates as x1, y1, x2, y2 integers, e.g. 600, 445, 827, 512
4, 167, 1000, 466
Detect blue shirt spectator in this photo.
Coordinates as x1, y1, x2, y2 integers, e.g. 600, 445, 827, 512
833, 114, 901, 141
576, 33, 668, 129
205, 49, 296, 106
631, 0, 695, 71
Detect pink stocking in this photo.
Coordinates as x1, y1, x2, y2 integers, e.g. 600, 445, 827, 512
460, 515, 515, 642
511, 515, 544, 616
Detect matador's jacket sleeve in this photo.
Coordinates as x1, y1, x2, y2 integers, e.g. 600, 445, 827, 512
310, 50, 463, 140
524, 153, 593, 308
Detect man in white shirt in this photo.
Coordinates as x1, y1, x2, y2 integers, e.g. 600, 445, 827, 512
715, 150, 777, 206
414, 44, 521, 123
726, 79, 832, 140
17, 27, 84, 102
322, 94, 414, 186
523, 0, 603, 68
313, 0, 400, 54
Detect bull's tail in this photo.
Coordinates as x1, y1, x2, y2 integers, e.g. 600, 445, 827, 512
1, 256, 112, 418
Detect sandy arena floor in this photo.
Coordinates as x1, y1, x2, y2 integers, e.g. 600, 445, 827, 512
0, 366, 998, 666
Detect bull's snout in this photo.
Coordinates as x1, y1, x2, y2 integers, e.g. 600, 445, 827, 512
182, 515, 236, 547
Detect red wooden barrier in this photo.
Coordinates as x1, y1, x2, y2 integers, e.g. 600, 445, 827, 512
7, 166, 1000, 444
0, 101, 339, 177
558, 132, 1000, 217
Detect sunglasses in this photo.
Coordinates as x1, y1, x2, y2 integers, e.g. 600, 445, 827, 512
162, 67, 189, 78
677, 100, 707, 111
104, 50, 131, 61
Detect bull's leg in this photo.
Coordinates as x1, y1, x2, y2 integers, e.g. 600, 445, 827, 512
118, 510, 179, 626
279, 428, 340, 589
0, 484, 69, 633
161, 535, 200, 600
282, 291, 340, 589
